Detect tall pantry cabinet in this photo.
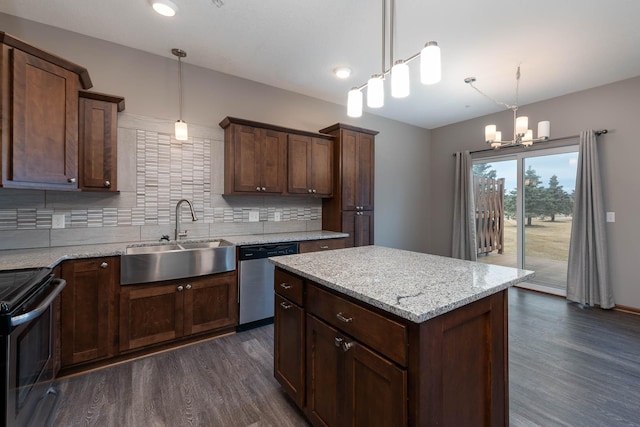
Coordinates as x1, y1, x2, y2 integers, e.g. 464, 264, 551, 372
320, 123, 377, 247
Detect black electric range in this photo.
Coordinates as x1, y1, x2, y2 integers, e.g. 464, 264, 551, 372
0, 267, 54, 334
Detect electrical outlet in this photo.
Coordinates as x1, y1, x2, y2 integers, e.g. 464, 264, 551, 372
274, 211, 281, 222
52, 214, 66, 229
249, 211, 260, 222
606, 212, 615, 223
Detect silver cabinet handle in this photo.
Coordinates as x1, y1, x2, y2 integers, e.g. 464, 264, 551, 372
67, 177, 76, 183
185, 284, 192, 290
334, 337, 343, 347
308, 189, 313, 193
104, 180, 111, 188
177, 285, 184, 292
100, 262, 108, 269
280, 301, 292, 310
280, 283, 292, 290
341, 340, 354, 352
312, 189, 317, 193
256, 187, 261, 191
320, 245, 329, 250
336, 312, 352, 323
261, 187, 266, 191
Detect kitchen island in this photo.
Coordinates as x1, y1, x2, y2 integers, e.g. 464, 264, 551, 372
270, 245, 534, 427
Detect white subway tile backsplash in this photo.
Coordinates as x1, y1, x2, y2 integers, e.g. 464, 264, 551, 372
1, 116, 323, 249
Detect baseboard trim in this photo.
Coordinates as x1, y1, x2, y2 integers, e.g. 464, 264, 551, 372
614, 305, 640, 315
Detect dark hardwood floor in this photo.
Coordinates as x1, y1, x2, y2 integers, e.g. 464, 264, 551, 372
52, 288, 640, 426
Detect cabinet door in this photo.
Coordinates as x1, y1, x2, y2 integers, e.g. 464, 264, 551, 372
79, 96, 117, 191
119, 282, 184, 352
288, 134, 312, 194
340, 130, 374, 210
9, 48, 79, 189
306, 315, 341, 427
274, 294, 305, 408
356, 132, 375, 211
60, 257, 118, 367
232, 125, 262, 192
260, 129, 286, 193
343, 341, 407, 427
342, 211, 374, 247
310, 137, 333, 196
184, 272, 238, 335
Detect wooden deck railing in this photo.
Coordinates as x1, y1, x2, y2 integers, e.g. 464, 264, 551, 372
474, 176, 505, 255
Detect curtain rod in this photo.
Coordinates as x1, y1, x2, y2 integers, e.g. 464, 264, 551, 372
452, 129, 609, 157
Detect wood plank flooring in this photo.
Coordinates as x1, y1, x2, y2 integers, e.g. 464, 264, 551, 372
52, 288, 640, 427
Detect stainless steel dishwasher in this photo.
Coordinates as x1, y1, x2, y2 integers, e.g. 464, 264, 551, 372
238, 242, 299, 328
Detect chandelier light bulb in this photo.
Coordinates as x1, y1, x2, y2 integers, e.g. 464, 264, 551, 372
347, 88, 363, 118
485, 125, 497, 142
537, 121, 550, 139
420, 41, 441, 85
391, 60, 410, 98
367, 75, 384, 108
515, 116, 528, 135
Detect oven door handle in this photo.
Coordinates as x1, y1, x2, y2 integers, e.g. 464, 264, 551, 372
10, 278, 66, 327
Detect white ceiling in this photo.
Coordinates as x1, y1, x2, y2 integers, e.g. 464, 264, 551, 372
1, 0, 639, 129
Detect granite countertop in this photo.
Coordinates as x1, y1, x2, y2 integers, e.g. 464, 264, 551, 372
269, 245, 535, 324
0, 230, 348, 271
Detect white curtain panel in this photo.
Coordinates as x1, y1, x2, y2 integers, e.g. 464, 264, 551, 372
451, 151, 477, 261
566, 131, 614, 308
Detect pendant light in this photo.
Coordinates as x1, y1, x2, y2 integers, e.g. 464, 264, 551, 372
344, 0, 442, 117
172, 48, 188, 141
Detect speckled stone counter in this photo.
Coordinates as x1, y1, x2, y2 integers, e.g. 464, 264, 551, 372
0, 230, 348, 271
269, 245, 534, 323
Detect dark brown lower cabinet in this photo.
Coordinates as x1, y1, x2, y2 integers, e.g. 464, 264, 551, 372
342, 210, 374, 247
274, 294, 306, 408
60, 257, 119, 368
119, 271, 238, 352
274, 267, 508, 427
306, 315, 406, 427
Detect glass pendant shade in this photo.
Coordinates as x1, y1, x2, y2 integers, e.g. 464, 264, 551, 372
420, 41, 441, 85
347, 88, 363, 118
175, 120, 188, 141
391, 61, 410, 98
367, 75, 384, 108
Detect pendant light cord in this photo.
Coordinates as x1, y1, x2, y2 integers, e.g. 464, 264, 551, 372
178, 55, 183, 120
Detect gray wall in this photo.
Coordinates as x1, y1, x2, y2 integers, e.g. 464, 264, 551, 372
0, 13, 431, 252
429, 76, 640, 310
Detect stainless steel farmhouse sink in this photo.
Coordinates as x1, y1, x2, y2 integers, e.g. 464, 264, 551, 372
121, 239, 236, 285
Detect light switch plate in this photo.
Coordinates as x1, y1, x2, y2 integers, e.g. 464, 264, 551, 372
606, 212, 615, 223
274, 211, 281, 222
249, 211, 260, 222
52, 214, 66, 229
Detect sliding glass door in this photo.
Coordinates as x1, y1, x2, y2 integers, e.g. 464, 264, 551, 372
474, 146, 578, 294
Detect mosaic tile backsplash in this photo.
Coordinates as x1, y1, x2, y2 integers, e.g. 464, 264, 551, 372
0, 114, 322, 249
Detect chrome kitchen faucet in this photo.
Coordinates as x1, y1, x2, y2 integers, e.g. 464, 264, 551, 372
175, 199, 198, 240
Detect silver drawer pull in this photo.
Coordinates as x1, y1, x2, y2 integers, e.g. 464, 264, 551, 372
185, 284, 192, 290
336, 312, 352, 323
280, 283, 293, 289
334, 337, 343, 347
104, 180, 111, 188
320, 245, 329, 250
280, 301, 292, 310
100, 262, 108, 269
341, 340, 354, 352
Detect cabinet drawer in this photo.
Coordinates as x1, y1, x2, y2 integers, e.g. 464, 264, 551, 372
306, 284, 407, 366
298, 238, 346, 253
274, 269, 304, 306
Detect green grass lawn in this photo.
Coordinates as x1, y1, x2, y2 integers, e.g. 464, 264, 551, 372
501, 217, 573, 261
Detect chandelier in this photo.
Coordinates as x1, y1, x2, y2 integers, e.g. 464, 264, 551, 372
346, 0, 442, 117
465, 66, 550, 149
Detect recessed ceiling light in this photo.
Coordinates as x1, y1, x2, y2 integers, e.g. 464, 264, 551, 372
149, 0, 178, 17
333, 67, 352, 79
